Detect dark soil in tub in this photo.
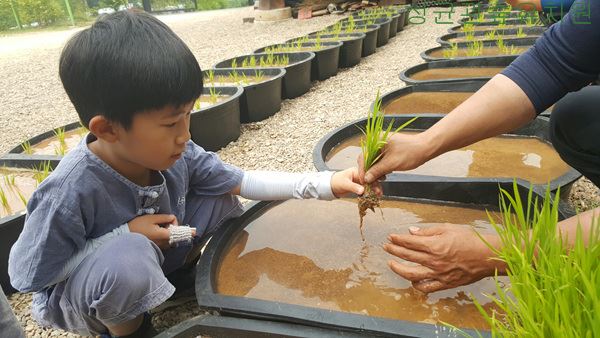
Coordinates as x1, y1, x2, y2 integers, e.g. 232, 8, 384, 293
326, 133, 571, 184
216, 198, 506, 330
409, 67, 505, 81
429, 46, 528, 58
382, 92, 474, 114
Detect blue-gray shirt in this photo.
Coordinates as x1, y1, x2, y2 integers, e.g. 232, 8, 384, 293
8, 134, 243, 293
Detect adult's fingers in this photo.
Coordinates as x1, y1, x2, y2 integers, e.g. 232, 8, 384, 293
356, 154, 365, 184
388, 260, 435, 282
364, 155, 395, 184
412, 280, 448, 293
408, 225, 446, 236
384, 243, 432, 266
388, 233, 433, 253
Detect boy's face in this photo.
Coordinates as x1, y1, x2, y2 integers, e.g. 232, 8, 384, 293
115, 101, 193, 171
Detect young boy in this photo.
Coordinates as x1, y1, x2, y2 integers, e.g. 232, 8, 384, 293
8, 10, 364, 338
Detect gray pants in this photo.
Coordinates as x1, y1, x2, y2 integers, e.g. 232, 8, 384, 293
33, 194, 242, 336
1, 287, 24, 338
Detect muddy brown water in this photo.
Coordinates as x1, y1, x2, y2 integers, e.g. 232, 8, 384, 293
448, 34, 539, 43
429, 46, 530, 58
456, 24, 540, 32
216, 198, 507, 330
204, 75, 274, 87
409, 67, 505, 81
194, 95, 230, 110
325, 133, 571, 184
0, 168, 38, 218
27, 128, 86, 156
382, 92, 474, 114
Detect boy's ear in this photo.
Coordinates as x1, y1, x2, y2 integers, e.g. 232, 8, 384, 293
88, 116, 120, 143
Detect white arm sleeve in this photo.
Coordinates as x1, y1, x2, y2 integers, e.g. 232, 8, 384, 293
240, 171, 336, 201
45, 224, 130, 287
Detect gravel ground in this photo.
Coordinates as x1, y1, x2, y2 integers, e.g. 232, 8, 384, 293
3, 5, 599, 338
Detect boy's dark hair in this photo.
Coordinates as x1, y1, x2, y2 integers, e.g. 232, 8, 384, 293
59, 10, 202, 129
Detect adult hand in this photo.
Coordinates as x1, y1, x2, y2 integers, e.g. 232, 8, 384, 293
357, 132, 433, 185
128, 214, 195, 250
384, 224, 507, 293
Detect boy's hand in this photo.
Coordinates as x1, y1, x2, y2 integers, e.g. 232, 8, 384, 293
331, 168, 367, 197
127, 214, 196, 250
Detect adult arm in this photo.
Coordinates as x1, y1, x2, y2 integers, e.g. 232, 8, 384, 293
361, 0, 600, 293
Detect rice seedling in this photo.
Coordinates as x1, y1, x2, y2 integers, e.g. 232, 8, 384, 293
525, 15, 540, 27
463, 23, 475, 35
442, 42, 459, 58
240, 72, 250, 85
484, 30, 498, 40
465, 30, 476, 41
474, 12, 486, 23
357, 91, 416, 236
3, 174, 16, 191
314, 36, 322, 50
193, 98, 202, 111
228, 71, 242, 84
0, 186, 10, 215
516, 27, 527, 38
33, 161, 52, 186
208, 87, 221, 104
16, 189, 27, 209
77, 121, 89, 138
21, 140, 33, 155
230, 58, 238, 69
497, 22, 508, 29
504, 45, 522, 55
241, 57, 250, 68
496, 36, 506, 51
462, 183, 600, 338
53, 126, 67, 156
466, 40, 484, 57
206, 69, 215, 84
254, 70, 265, 83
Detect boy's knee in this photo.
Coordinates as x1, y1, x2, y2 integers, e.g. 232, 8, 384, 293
97, 233, 164, 289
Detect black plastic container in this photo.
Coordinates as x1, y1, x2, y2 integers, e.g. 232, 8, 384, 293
344, 18, 391, 46
297, 33, 365, 68
313, 115, 580, 193
437, 27, 544, 46
448, 23, 546, 33
467, 10, 531, 20
351, 13, 399, 38
322, 24, 378, 57
214, 52, 314, 99
0, 213, 25, 295
190, 86, 242, 152
195, 180, 570, 338
254, 42, 341, 81
399, 57, 515, 85
379, 80, 488, 114
421, 37, 537, 62
458, 16, 541, 26
155, 314, 368, 338
8, 121, 83, 155
203, 68, 285, 123
396, 9, 407, 31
